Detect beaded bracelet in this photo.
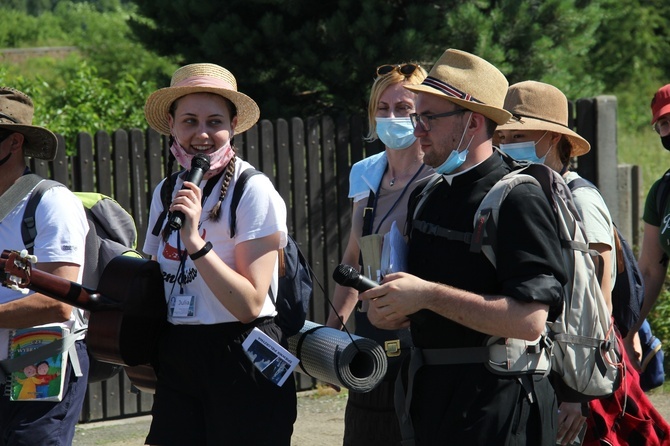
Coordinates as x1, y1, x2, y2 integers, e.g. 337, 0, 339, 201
189, 241, 212, 260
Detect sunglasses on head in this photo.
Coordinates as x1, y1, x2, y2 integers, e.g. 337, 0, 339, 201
376, 63, 420, 78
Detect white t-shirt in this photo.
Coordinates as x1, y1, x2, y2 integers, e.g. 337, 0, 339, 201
143, 158, 287, 325
565, 171, 617, 289
0, 182, 88, 359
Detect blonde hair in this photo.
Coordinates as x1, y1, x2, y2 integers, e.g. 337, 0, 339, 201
365, 64, 428, 141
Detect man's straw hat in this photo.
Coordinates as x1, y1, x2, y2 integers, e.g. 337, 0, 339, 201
0, 87, 58, 160
496, 81, 590, 157
145, 63, 260, 135
405, 49, 512, 125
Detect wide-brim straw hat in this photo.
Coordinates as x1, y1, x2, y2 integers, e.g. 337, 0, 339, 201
405, 49, 512, 125
496, 80, 590, 157
0, 87, 57, 160
145, 63, 260, 135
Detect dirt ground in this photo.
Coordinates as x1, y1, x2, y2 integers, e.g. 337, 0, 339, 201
73, 386, 670, 445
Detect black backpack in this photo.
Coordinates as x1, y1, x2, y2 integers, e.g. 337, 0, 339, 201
230, 169, 312, 337
22, 178, 143, 383
153, 168, 313, 338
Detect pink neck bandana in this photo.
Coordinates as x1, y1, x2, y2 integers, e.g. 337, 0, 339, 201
170, 137, 234, 179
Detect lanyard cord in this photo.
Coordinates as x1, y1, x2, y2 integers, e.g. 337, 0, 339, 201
371, 164, 425, 235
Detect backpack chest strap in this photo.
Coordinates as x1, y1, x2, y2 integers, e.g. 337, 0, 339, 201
411, 220, 473, 244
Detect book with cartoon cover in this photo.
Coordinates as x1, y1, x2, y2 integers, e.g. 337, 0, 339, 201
8, 326, 68, 402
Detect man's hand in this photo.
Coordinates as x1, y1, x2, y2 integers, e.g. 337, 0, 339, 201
556, 401, 586, 445
359, 272, 430, 330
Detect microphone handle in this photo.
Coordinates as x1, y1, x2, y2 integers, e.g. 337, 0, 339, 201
351, 275, 380, 293
168, 167, 207, 230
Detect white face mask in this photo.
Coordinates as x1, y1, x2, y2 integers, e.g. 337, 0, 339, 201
375, 117, 417, 150
435, 112, 474, 174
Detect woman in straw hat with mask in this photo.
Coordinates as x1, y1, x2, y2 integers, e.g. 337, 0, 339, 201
495, 80, 670, 446
142, 63, 296, 445
325, 62, 431, 446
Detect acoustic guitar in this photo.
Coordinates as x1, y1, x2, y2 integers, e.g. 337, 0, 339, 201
0, 250, 166, 393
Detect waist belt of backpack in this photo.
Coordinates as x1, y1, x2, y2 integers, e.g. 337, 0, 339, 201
395, 341, 549, 446
0, 328, 87, 384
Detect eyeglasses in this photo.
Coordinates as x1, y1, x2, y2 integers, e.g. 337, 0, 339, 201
409, 109, 467, 132
654, 117, 670, 136
376, 64, 420, 78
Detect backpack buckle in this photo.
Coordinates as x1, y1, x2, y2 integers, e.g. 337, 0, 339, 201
385, 339, 401, 357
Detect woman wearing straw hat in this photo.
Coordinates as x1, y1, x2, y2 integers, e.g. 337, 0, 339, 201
495, 80, 670, 446
142, 63, 296, 445
325, 62, 432, 446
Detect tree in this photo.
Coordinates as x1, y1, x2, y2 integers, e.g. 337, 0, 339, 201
128, 0, 615, 118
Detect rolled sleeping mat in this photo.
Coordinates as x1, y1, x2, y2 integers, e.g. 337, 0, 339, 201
287, 320, 388, 392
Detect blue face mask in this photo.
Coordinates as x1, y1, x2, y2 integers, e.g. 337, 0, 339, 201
435, 147, 468, 174
435, 112, 473, 174
499, 141, 546, 163
375, 117, 416, 150
499, 132, 550, 164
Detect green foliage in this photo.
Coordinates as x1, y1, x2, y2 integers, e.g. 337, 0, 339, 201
50, 1, 175, 85
0, 62, 155, 152
127, 0, 626, 118
0, 1, 176, 152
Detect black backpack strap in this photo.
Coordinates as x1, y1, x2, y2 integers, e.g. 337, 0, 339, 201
151, 171, 182, 237
21, 179, 64, 255
567, 177, 596, 192
656, 168, 670, 220
151, 169, 225, 237
656, 169, 670, 266
361, 190, 376, 237
230, 168, 264, 238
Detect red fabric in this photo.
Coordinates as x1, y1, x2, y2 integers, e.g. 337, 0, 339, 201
584, 339, 670, 446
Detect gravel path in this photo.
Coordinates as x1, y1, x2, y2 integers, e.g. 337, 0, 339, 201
74, 386, 670, 445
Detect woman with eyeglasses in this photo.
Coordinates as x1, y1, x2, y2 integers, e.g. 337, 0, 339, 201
627, 84, 670, 365
325, 63, 431, 446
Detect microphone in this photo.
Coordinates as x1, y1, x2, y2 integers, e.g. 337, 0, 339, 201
332, 264, 380, 292
168, 153, 211, 230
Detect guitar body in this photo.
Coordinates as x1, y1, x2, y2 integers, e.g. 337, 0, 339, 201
87, 255, 167, 367
86, 256, 166, 393
0, 251, 166, 393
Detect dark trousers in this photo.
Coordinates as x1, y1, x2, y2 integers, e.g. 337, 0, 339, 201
146, 320, 297, 446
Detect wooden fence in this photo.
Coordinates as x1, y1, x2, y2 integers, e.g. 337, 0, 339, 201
24, 97, 639, 422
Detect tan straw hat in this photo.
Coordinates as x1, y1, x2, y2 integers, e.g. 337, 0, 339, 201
0, 87, 57, 160
144, 63, 260, 135
496, 81, 590, 157
405, 49, 512, 125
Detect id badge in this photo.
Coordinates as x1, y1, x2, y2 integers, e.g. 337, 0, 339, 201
169, 295, 196, 318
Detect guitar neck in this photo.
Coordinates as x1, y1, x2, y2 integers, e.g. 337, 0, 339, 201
0, 250, 121, 312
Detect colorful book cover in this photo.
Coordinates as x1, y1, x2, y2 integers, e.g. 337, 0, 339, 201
8, 326, 68, 402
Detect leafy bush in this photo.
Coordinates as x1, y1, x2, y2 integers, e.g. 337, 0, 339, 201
0, 62, 156, 153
